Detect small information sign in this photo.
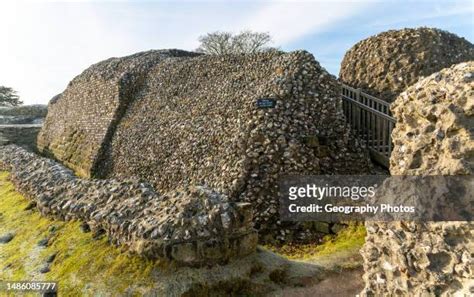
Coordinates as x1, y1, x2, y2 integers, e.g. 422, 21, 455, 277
256, 98, 276, 108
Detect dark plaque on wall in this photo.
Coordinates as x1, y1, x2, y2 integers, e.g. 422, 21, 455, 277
256, 98, 277, 108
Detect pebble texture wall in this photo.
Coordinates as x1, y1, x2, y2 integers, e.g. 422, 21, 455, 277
0, 145, 257, 266
361, 62, 474, 296
37, 50, 200, 177
38, 50, 372, 239
340, 28, 474, 102
390, 62, 474, 175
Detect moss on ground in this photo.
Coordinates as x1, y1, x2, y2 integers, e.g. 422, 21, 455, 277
0, 171, 159, 296
263, 224, 366, 261
0, 170, 366, 296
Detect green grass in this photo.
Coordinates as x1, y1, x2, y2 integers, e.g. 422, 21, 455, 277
0, 170, 367, 295
0, 171, 161, 296
263, 224, 366, 260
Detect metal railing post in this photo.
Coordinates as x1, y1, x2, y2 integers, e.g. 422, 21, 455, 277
340, 84, 395, 168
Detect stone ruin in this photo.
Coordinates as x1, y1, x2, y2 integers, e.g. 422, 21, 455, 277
0, 104, 47, 151
389, 61, 474, 176
37, 50, 200, 177
339, 28, 474, 102
0, 145, 257, 266
38, 49, 372, 240
361, 62, 474, 295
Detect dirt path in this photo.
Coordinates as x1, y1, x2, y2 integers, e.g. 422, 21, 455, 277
272, 267, 364, 297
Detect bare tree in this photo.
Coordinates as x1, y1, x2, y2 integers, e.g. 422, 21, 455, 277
197, 30, 275, 54
233, 31, 273, 53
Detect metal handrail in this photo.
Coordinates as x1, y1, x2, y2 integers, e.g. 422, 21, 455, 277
341, 84, 395, 168
342, 94, 395, 122
342, 84, 391, 109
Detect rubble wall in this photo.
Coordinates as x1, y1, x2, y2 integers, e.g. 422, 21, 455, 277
361, 62, 474, 296
0, 145, 257, 267
99, 51, 371, 237
37, 50, 199, 177
38, 50, 372, 238
340, 28, 474, 102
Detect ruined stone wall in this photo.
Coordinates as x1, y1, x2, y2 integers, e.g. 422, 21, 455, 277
0, 125, 42, 152
361, 62, 474, 296
340, 28, 474, 102
0, 105, 47, 151
389, 62, 474, 175
0, 145, 257, 267
37, 50, 199, 177
98, 51, 371, 238
38, 50, 372, 239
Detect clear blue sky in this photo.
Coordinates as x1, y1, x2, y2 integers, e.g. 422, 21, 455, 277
0, 0, 472, 105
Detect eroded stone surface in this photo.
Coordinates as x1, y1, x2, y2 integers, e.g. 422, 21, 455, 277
390, 62, 474, 175
361, 62, 474, 296
340, 28, 474, 102
37, 50, 372, 239
0, 145, 257, 266
37, 50, 200, 177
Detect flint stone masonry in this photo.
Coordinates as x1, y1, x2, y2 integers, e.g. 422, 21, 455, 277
390, 62, 474, 175
361, 62, 474, 296
340, 28, 474, 102
37, 50, 200, 178
38, 49, 371, 238
0, 145, 257, 266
